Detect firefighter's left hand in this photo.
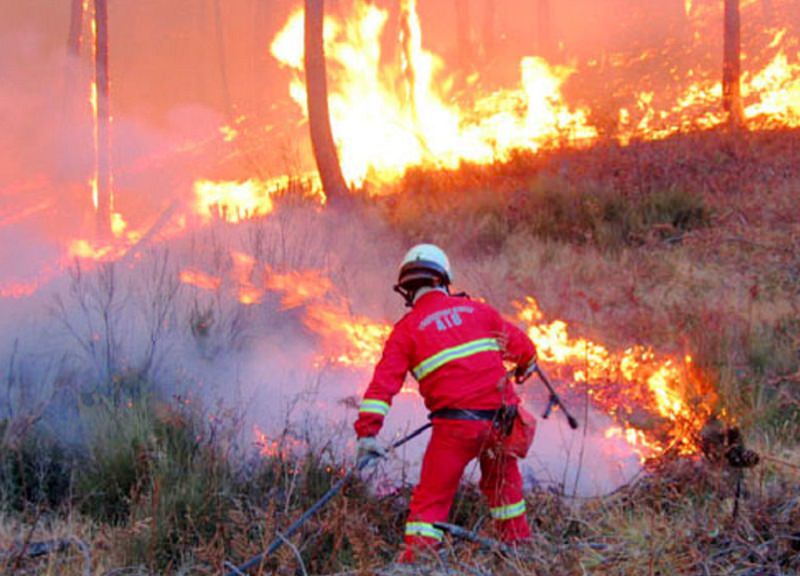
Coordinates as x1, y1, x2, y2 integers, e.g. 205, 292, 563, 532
356, 436, 387, 462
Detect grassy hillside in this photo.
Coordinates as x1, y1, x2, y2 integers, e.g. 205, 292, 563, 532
1, 129, 798, 575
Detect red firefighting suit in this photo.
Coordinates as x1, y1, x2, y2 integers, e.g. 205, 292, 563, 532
354, 289, 537, 561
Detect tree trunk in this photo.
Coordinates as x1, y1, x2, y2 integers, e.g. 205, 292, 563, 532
95, 0, 113, 237
481, 0, 495, 62
305, 0, 349, 201
723, 0, 744, 127
536, 0, 553, 61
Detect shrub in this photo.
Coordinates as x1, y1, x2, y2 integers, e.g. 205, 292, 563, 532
75, 396, 241, 570
76, 399, 154, 523
381, 162, 711, 253
0, 421, 75, 512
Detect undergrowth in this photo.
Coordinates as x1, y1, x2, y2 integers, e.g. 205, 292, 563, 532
1, 129, 799, 574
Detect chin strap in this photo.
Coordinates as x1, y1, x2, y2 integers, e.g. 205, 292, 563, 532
393, 284, 456, 307
393, 284, 415, 307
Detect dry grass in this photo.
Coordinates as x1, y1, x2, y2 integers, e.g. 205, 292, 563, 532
1, 128, 799, 574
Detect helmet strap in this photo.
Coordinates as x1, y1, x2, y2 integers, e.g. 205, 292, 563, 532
394, 281, 450, 308
393, 283, 415, 307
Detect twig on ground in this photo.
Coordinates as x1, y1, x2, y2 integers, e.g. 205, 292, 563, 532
276, 531, 309, 576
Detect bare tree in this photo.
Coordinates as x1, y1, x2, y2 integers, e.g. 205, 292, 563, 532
723, 0, 744, 127
95, 0, 113, 236
304, 0, 349, 201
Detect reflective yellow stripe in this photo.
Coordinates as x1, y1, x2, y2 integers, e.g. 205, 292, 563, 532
490, 500, 526, 520
412, 338, 500, 380
405, 521, 444, 541
359, 399, 390, 417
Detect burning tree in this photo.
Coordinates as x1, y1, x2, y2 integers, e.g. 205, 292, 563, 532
723, 0, 744, 127
304, 0, 350, 201
94, 0, 113, 236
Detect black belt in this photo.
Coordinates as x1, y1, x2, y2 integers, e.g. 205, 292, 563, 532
429, 406, 518, 436
428, 408, 504, 421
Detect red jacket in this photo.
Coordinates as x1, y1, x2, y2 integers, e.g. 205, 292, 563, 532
355, 290, 537, 438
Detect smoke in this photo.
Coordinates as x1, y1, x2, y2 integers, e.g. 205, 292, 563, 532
0, 197, 644, 497
7, 0, 759, 496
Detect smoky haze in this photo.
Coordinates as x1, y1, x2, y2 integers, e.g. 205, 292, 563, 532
0, 0, 795, 499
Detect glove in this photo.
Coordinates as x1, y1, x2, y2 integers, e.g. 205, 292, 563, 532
514, 360, 537, 384
356, 436, 387, 462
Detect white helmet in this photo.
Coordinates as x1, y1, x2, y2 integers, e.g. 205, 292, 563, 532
394, 244, 452, 305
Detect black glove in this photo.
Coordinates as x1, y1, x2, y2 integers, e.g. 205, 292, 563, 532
514, 360, 537, 384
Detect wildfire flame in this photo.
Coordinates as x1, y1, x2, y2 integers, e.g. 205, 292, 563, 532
263, 266, 334, 310
271, 2, 596, 187
253, 425, 306, 458
303, 302, 391, 368
264, 0, 799, 190
193, 176, 325, 224
179, 255, 718, 460
514, 297, 717, 460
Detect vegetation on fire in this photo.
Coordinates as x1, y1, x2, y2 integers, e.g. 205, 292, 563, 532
1, 130, 799, 574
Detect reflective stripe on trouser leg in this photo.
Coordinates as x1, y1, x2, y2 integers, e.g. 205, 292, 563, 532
479, 446, 532, 542
405, 421, 489, 558
490, 499, 526, 520
404, 522, 444, 541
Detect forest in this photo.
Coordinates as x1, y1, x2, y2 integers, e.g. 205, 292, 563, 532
0, 0, 798, 574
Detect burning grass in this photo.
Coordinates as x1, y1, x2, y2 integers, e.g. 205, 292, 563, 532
1, 129, 799, 573
0, 403, 798, 574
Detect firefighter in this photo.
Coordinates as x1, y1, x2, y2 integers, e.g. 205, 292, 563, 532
354, 243, 538, 563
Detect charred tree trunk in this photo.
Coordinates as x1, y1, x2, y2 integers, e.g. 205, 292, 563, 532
305, 0, 349, 201
536, 0, 554, 61
455, 0, 471, 67
723, 0, 744, 127
481, 0, 495, 62
61, 0, 86, 180
95, 0, 112, 237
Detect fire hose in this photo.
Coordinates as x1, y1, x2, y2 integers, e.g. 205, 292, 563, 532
224, 422, 432, 576
228, 362, 575, 574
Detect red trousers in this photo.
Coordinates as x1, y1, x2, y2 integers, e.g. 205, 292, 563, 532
400, 419, 531, 562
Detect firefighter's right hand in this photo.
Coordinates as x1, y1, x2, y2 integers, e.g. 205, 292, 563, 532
514, 360, 537, 384
356, 436, 387, 462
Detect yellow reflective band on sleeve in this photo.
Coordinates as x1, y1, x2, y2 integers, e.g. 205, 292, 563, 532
359, 399, 390, 417
412, 338, 500, 381
490, 500, 527, 521
404, 521, 444, 541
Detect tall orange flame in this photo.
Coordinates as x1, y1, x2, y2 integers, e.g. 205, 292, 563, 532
514, 297, 717, 459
